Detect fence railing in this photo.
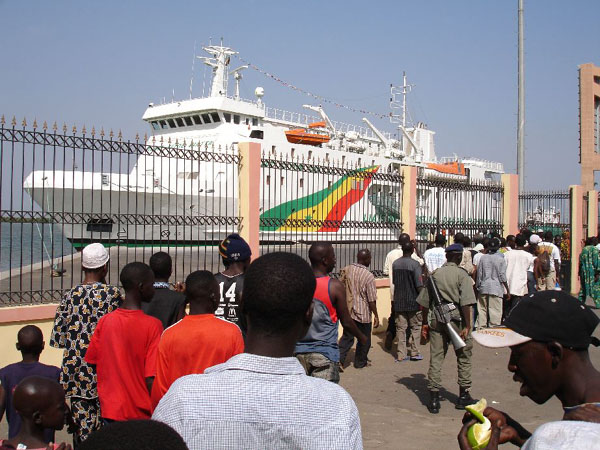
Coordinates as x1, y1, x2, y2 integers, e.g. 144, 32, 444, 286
259, 154, 403, 276
0, 118, 239, 305
518, 190, 570, 233
415, 176, 504, 240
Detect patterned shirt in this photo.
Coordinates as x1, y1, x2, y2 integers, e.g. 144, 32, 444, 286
342, 263, 377, 323
50, 283, 122, 399
152, 353, 363, 450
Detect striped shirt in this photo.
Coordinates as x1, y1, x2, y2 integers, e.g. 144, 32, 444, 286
343, 263, 377, 323
152, 353, 363, 450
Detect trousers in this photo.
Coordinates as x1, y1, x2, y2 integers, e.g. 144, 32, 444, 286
427, 320, 473, 392
295, 352, 340, 383
476, 294, 502, 328
537, 270, 557, 291
338, 320, 372, 368
395, 310, 421, 359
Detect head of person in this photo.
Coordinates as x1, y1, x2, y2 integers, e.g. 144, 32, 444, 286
473, 234, 484, 246
398, 233, 411, 246
462, 235, 472, 249
434, 233, 446, 247
242, 252, 316, 341
481, 237, 491, 251
544, 230, 553, 242
473, 291, 600, 405
120, 262, 155, 303
585, 236, 596, 247
445, 243, 463, 265
184, 270, 218, 313
81, 243, 109, 280
13, 376, 66, 432
149, 252, 172, 281
402, 241, 414, 256
16, 325, 44, 357
79, 419, 188, 450
453, 232, 465, 246
219, 234, 252, 269
529, 233, 542, 246
488, 237, 501, 254
515, 234, 527, 248
554, 235, 562, 246
506, 235, 516, 249
521, 228, 533, 241
308, 242, 336, 273
356, 249, 371, 267
499, 237, 507, 248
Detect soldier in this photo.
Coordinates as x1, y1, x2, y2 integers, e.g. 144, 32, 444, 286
417, 243, 477, 414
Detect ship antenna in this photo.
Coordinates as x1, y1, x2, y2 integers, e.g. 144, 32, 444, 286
189, 40, 197, 99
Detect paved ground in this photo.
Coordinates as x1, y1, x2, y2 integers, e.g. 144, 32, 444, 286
2, 325, 598, 448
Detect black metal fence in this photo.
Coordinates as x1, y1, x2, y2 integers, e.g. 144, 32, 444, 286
415, 176, 504, 241
518, 190, 570, 234
0, 117, 239, 305
259, 154, 403, 276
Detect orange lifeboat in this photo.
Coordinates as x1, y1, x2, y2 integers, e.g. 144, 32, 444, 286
285, 128, 331, 146
426, 161, 466, 176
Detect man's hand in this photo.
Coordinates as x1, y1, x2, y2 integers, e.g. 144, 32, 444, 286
461, 407, 530, 447
458, 418, 502, 450
459, 327, 469, 341
420, 324, 430, 344
373, 316, 380, 328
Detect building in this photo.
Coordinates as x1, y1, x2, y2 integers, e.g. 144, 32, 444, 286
579, 63, 600, 191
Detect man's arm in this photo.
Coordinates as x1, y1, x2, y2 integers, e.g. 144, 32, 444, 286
0, 383, 6, 422
330, 279, 368, 346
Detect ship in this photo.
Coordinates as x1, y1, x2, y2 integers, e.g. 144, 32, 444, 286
23, 44, 504, 247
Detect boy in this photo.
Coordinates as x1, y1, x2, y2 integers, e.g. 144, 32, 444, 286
0, 376, 70, 450
0, 325, 61, 443
85, 262, 162, 422
143, 252, 186, 329
151, 270, 244, 408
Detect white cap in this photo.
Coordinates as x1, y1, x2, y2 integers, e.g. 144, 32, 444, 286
473, 243, 484, 252
472, 327, 532, 348
529, 234, 542, 245
82, 243, 109, 269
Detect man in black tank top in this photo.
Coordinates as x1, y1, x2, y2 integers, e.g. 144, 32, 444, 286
214, 234, 252, 335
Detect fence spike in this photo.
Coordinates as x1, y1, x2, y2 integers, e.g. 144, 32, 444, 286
135, 132, 139, 142
167, 137, 171, 145
109, 129, 114, 139
118, 129, 122, 141
0, 115, 4, 125
144, 133, 148, 142
52, 121, 57, 132
43, 121, 48, 131
100, 127, 105, 138
62, 123, 67, 134
81, 124, 86, 134
11, 116, 17, 127
33, 119, 38, 129
22, 117, 27, 127
91, 126, 96, 137
72, 124, 77, 134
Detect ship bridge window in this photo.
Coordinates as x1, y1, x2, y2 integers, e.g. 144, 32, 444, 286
167, 118, 176, 128
249, 130, 263, 139
252, 117, 258, 126
245, 117, 249, 125
159, 120, 168, 129
151, 121, 160, 131
192, 115, 202, 125
184, 116, 194, 126
176, 117, 185, 127
201, 113, 211, 123
234, 115, 240, 124
210, 112, 221, 123
223, 113, 231, 122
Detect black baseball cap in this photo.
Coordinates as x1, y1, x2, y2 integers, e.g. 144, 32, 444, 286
473, 291, 600, 350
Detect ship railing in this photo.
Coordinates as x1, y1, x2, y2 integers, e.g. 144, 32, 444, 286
439, 156, 504, 173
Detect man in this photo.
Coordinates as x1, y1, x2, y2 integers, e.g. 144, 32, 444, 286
417, 243, 477, 413
423, 233, 447, 273
475, 237, 509, 329
458, 291, 600, 449
295, 243, 368, 383
392, 242, 424, 362
143, 252, 186, 329
454, 233, 474, 277
214, 233, 252, 334
339, 249, 379, 369
504, 235, 534, 314
50, 242, 121, 445
151, 270, 244, 408
537, 230, 561, 290
153, 252, 363, 449
383, 233, 424, 350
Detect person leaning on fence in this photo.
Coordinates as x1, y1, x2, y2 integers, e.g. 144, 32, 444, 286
418, 243, 477, 414
49, 243, 122, 446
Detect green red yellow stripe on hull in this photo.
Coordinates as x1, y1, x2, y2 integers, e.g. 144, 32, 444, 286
260, 166, 379, 232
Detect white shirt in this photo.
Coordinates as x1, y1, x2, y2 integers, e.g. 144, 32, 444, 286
522, 421, 600, 449
537, 241, 561, 271
384, 246, 424, 296
153, 353, 363, 450
423, 247, 446, 272
505, 249, 534, 296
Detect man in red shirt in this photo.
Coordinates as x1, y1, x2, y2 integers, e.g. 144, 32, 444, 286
86, 262, 163, 422
151, 270, 244, 408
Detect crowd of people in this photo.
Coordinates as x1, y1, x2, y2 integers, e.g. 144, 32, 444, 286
0, 228, 599, 449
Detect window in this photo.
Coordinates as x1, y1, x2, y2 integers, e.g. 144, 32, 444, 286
245, 117, 249, 125
234, 115, 240, 124
325, 153, 330, 161
291, 148, 295, 158
187, 172, 199, 180
595, 76, 600, 85
266, 175, 270, 185
151, 121, 160, 131
299, 178, 304, 188
308, 150, 312, 159
192, 115, 202, 125
271, 145, 276, 154
159, 120, 168, 129
341, 155, 345, 164
223, 113, 231, 122
358, 158, 362, 166
249, 130, 263, 139
176, 117, 185, 127
184, 116, 194, 126
210, 112, 220, 122
167, 118, 176, 128
201, 113, 211, 123
595, 97, 600, 153
252, 117, 258, 126
280, 176, 284, 186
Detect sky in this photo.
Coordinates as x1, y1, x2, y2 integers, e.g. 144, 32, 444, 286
1, 0, 598, 189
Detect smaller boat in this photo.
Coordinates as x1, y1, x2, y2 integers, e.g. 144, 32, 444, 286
285, 123, 331, 146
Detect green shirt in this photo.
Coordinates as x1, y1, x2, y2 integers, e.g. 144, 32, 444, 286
416, 262, 477, 309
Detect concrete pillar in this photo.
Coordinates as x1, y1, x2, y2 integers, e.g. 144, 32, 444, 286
501, 174, 519, 236
570, 185, 584, 295
237, 142, 261, 260
587, 190, 598, 238
401, 165, 417, 238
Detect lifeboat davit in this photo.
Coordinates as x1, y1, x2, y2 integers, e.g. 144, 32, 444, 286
285, 124, 331, 146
